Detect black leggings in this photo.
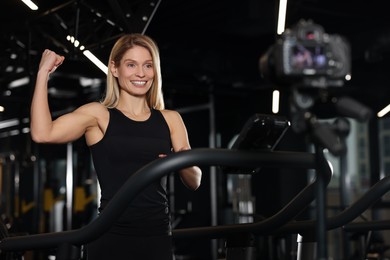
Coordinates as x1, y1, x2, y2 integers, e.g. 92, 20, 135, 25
86, 232, 174, 260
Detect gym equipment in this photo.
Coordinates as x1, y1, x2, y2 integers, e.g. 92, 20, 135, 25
0, 148, 330, 259
174, 158, 390, 260
2, 147, 390, 259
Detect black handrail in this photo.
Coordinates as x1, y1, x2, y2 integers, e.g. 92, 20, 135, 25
174, 174, 390, 239
173, 148, 332, 238
0, 148, 322, 252
270, 175, 390, 236
344, 219, 390, 232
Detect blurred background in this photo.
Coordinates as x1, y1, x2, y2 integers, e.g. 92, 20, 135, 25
1, 0, 390, 259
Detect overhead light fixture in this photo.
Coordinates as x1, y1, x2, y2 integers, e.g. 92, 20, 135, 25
277, 0, 288, 35
272, 90, 280, 114
83, 50, 108, 74
21, 0, 38, 10
0, 118, 20, 129
8, 76, 30, 88
66, 35, 108, 74
377, 104, 390, 118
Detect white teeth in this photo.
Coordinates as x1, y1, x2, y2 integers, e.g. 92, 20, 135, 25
132, 81, 146, 85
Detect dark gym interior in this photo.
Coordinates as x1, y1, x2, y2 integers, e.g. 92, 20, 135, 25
1, 0, 390, 259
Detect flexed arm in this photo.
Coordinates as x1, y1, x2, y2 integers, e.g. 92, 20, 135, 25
30, 50, 98, 144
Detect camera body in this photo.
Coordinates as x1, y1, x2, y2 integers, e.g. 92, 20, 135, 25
260, 20, 351, 87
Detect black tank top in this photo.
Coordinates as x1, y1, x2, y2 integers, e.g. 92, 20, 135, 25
89, 108, 172, 236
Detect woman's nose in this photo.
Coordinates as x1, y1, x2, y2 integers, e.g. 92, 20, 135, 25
136, 67, 145, 77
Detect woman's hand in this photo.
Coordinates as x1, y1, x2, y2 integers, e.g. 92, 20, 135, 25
39, 49, 65, 74
159, 148, 201, 191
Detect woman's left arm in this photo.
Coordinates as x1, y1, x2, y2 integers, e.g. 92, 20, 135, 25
162, 110, 202, 191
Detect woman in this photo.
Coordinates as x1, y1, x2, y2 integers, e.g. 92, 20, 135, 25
30, 34, 202, 259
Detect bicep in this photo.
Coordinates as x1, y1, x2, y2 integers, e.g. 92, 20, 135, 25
47, 109, 96, 143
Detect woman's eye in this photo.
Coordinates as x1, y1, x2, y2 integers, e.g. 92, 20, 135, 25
127, 63, 135, 68
145, 64, 153, 69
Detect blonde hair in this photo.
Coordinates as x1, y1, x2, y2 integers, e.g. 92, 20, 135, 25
102, 33, 164, 110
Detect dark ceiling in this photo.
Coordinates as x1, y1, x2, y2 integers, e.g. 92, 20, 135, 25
1, 0, 390, 132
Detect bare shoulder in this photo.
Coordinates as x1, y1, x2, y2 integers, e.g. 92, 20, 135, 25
77, 101, 106, 113
72, 102, 109, 130
76, 102, 109, 145
160, 109, 183, 123
75, 102, 107, 118
160, 109, 185, 133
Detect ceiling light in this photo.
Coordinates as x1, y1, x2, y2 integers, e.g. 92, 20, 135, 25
272, 90, 280, 114
21, 0, 38, 10
377, 104, 390, 118
83, 50, 108, 74
66, 35, 108, 74
0, 118, 20, 129
277, 0, 288, 35
8, 76, 29, 88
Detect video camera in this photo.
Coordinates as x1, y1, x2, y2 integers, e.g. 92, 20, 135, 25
260, 19, 351, 88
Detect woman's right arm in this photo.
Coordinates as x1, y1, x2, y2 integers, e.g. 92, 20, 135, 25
30, 50, 97, 144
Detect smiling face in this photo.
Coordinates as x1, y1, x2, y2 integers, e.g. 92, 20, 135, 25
111, 45, 155, 97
